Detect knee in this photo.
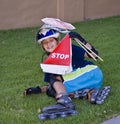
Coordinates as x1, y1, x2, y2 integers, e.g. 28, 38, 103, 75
46, 84, 56, 98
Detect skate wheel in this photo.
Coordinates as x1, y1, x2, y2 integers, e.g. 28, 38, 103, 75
38, 113, 46, 120
49, 113, 57, 119
60, 112, 67, 118
71, 110, 79, 116
90, 98, 96, 104
96, 99, 104, 104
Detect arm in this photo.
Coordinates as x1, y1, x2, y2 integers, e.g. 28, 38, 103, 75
84, 43, 98, 59
69, 32, 102, 61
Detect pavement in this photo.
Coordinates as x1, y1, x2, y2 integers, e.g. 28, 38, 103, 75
101, 115, 120, 124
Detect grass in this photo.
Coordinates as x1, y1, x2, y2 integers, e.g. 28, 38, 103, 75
0, 16, 120, 124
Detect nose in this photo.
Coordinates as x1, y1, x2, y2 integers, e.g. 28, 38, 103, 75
46, 41, 52, 48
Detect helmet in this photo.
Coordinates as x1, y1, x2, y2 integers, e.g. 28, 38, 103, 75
36, 28, 60, 44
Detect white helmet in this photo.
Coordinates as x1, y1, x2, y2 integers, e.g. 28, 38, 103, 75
36, 28, 60, 44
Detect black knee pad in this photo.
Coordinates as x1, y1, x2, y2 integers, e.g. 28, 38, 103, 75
46, 84, 56, 98
49, 74, 63, 85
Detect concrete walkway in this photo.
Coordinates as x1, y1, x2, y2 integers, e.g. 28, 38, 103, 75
101, 115, 120, 124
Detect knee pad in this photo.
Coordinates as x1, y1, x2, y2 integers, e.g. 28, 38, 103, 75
46, 84, 56, 98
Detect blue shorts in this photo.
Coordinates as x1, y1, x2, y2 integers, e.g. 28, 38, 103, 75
63, 65, 103, 93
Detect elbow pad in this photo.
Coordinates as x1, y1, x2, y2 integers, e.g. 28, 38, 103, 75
87, 45, 99, 58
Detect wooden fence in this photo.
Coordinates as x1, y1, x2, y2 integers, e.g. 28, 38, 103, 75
0, 0, 120, 30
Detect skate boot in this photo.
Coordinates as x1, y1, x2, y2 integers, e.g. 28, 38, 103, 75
88, 86, 111, 104
95, 86, 111, 104
74, 86, 110, 104
74, 89, 90, 99
38, 94, 78, 120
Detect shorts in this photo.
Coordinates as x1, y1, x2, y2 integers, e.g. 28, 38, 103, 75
63, 65, 103, 93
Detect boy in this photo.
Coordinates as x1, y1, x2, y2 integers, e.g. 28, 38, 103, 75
24, 26, 110, 120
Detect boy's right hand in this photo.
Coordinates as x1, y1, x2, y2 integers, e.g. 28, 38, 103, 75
24, 86, 41, 96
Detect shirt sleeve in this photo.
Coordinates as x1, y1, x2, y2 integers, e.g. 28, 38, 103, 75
43, 73, 51, 83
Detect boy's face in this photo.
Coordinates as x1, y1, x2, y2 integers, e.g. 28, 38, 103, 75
41, 37, 58, 53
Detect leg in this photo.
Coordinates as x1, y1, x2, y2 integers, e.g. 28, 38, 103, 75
73, 86, 111, 104
38, 79, 77, 120
53, 81, 66, 98
38, 93, 78, 120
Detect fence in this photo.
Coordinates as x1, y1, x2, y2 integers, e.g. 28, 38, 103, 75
0, 0, 120, 30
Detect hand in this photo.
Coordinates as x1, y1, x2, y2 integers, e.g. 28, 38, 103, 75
24, 86, 41, 96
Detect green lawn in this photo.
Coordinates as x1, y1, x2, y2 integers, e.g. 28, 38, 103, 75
0, 16, 120, 124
